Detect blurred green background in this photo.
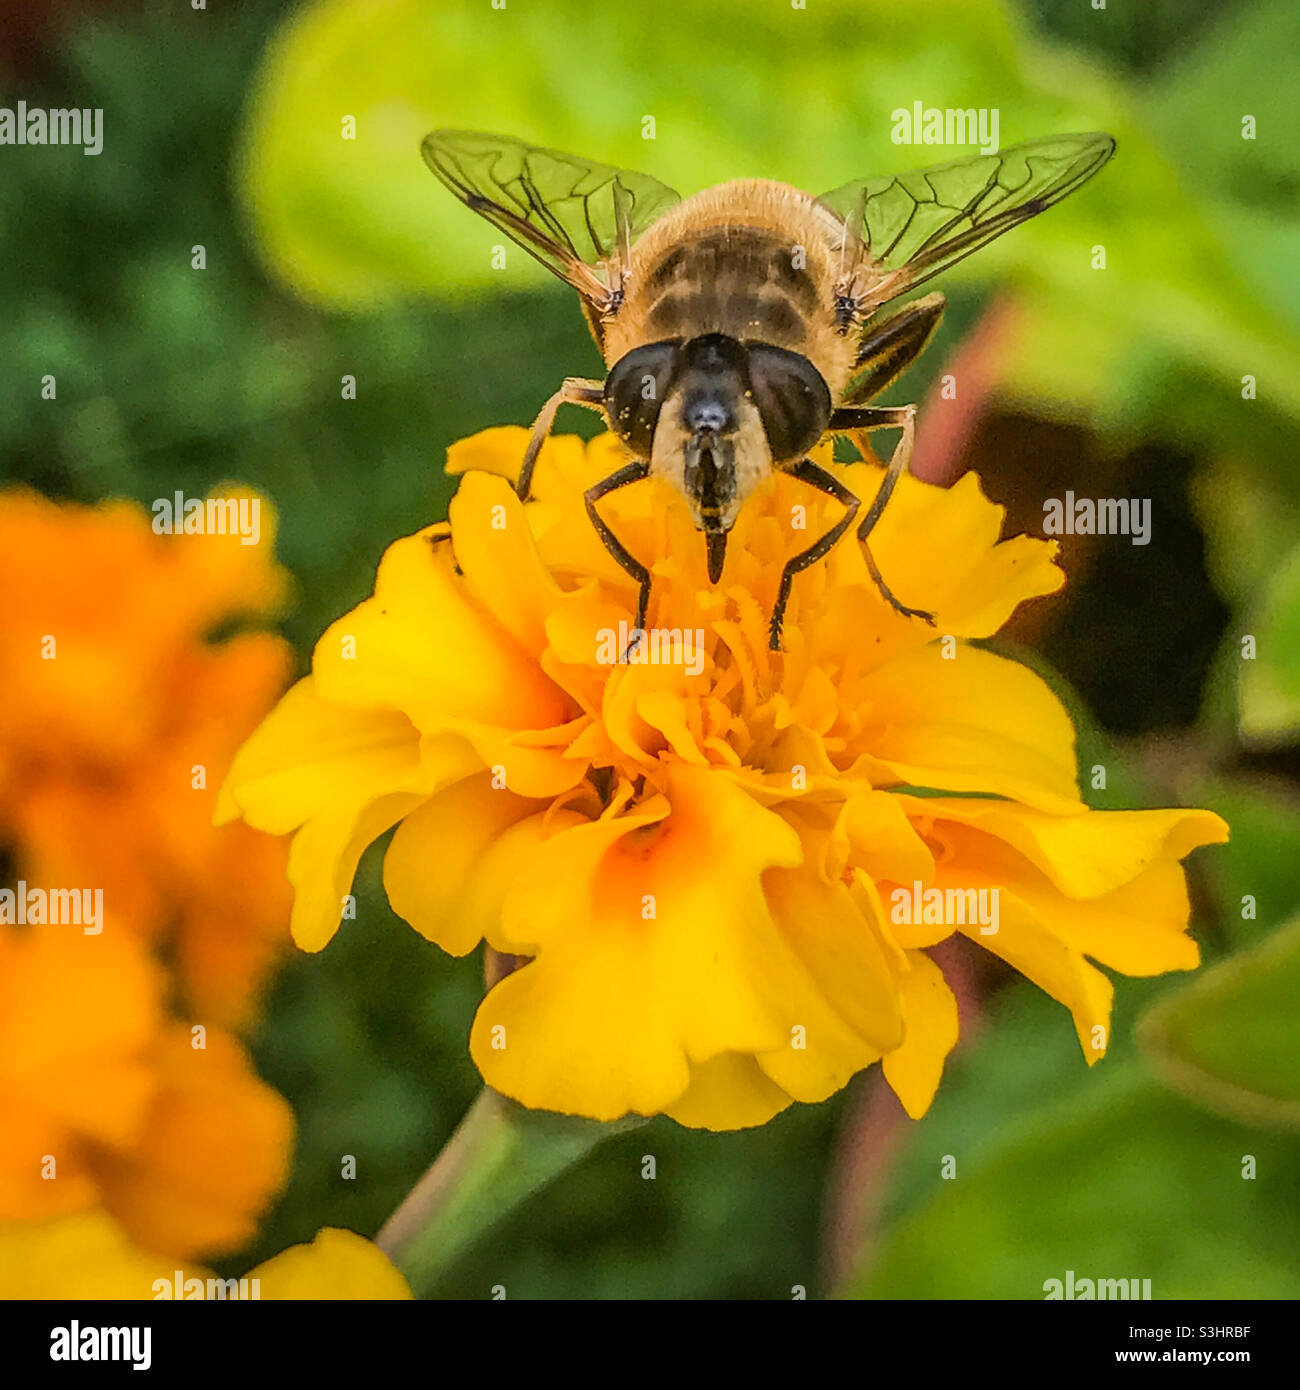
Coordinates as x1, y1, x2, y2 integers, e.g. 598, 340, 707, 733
3, 0, 1299, 1298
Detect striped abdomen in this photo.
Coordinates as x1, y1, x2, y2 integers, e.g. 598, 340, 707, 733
638, 227, 821, 354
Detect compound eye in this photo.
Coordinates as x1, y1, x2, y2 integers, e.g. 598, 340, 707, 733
604, 342, 682, 457
746, 344, 832, 461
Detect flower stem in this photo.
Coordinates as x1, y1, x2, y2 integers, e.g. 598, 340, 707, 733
375, 1088, 640, 1296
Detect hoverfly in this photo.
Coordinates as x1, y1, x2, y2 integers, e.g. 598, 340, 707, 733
423, 129, 1114, 649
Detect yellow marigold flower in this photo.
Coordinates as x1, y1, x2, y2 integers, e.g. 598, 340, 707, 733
0, 1209, 197, 1300
220, 428, 1228, 1130
0, 1211, 411, 1300
0, 926, 293, 1258
0, 487, 294, 1026
251, 1227, 413, 1299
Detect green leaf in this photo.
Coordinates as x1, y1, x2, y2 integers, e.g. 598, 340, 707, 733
1191, 453, 1300, 622
1179, 775, 1300, 946
1142, 0, 1300, 252
846, 1065, 1300, 1299
1138, 917, 1300, 1130
237, 0, 1031, 309
1238, 540, 1300, 744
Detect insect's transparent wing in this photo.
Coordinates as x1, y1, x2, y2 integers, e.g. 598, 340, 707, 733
817, 132, 1115, 311
423, 129, 681, 310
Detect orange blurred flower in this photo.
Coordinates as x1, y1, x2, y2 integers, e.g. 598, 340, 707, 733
0, 486, 297, 1257
0, 486, 294, 1025
0, 926, 292, 1258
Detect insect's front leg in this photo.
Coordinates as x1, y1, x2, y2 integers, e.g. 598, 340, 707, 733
584, 460, 653, 660
769, 459, 861, 651
517, 377, 606, 501
827, 403, 935, 625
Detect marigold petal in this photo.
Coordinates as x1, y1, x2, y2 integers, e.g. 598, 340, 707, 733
901, 796, 1229, 900
93, 1028, 293, 1260
959, 888, 1114, 1063
471, 767, 809, 1121
0, 1211, 202, 1299
0, 931, 162, 1151
881, 796, 1217, 1060
173, 821, 293, 1028
448, 471, 567, 656
286, 789, 427, 952
445, 425, 588, 491
216, 676, 421, 831
0, 1097, 99, 1221
312, 529, 573, 731
165, 485, 289, 632
663, 1052, 794, 1130
635, 688, 710, 765
755, 845, 904, 1103
439, 716, 588, 798
1051, 861, 1201, 975
932, 818, 1203, 977
850, 645, 1083, 812
881, 950, 961, 1119
837, 789, 936, 886
218, 677, 484, 950
837, 466, 1064, 639
251, 1227, 412, 1299
382, 775, 548, 955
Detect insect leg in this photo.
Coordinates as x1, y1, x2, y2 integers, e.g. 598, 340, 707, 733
585, 459, 653, 658
768, 459, 861, 651
838, 405, 914, 539
517, 376, 606, 501
826, 404, 914, 538
833, 404, 935, 625
841, 292, 946, 406
827, 403, 915, 433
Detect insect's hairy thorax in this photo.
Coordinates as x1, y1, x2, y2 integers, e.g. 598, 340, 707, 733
603, 180, 860, 396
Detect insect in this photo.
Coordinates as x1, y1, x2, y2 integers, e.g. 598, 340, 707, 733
423, 128, 1115, 650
